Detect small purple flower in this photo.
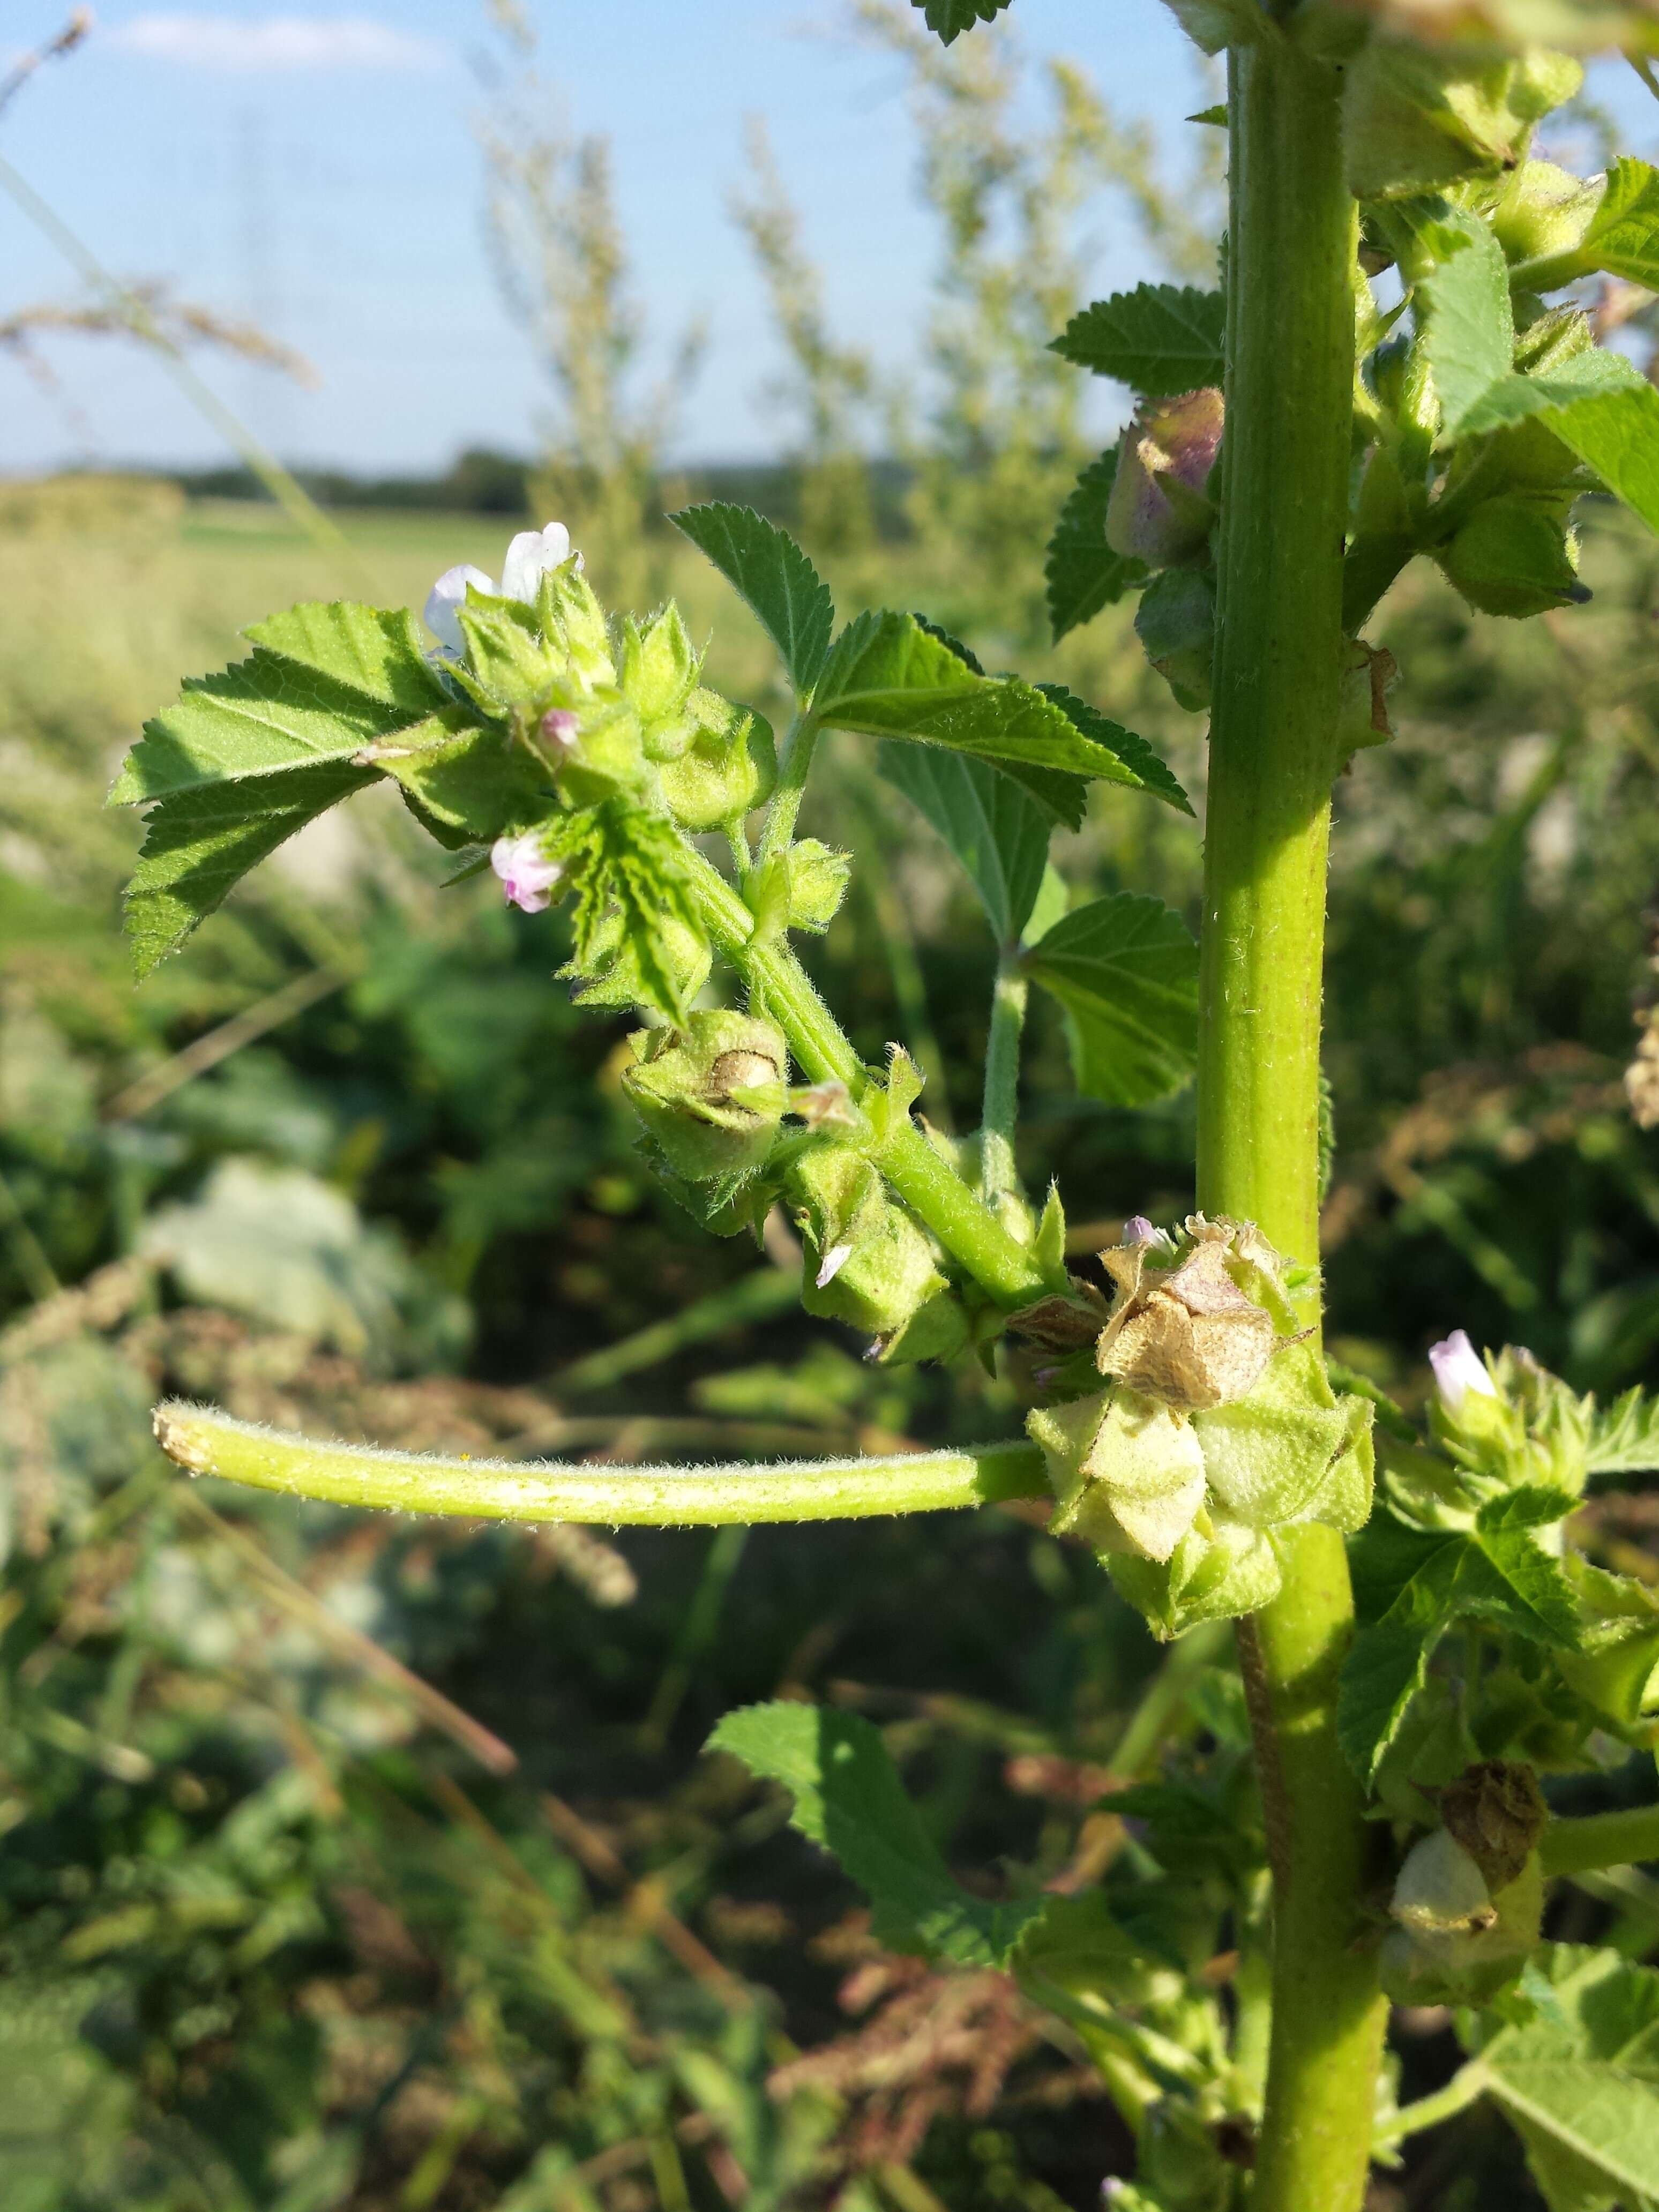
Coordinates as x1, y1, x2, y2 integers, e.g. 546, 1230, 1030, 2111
540, 708, 580, 753
1124, 1215, 1162, 1246
490, 829, 563, 915
1429, 1328, 1497, 1416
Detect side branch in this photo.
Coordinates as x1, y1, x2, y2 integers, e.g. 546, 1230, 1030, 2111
152, 1403, 1049, 1526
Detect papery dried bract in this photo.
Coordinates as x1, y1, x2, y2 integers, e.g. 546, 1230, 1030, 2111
622, 1011, 788, 1183
1096, 1219, 1282, 1413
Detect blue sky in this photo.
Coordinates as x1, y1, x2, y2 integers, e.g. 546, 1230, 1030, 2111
0, 3, 1651, 476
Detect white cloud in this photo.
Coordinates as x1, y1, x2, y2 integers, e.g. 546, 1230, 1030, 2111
111, 13, 447, 73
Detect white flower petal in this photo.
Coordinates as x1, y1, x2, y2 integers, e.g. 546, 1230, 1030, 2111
499, 520, 573, 603
1428, 1328, 1497, 1416
423, 563, 492, 655
816, 1242, 854, 1289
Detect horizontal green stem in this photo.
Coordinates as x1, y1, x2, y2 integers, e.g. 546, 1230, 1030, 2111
153, 1402, 1048, 1526
1540, 1803, 1659, 1879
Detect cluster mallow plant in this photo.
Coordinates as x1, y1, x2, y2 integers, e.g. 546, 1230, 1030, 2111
118, 0, 1659, 2201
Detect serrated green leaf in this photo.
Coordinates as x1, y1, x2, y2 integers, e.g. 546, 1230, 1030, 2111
372, 716, 550, 851
1580, 156, 1659, 288
243, 601, 451, 718
1036, 684, 1194, 816
708, 1701, 1043, 1967
1022, 891, 1199, 1108
877, 741, 1051, 946
124, 761, 377, 977
1050, 285, 1227, 394
1348, 1502, 1582, 1646
110, 608, 445, 805
1417, 215, 1516, 440
554, 802, 710, 1025
1540, 383, 1659, 537
1471, 1946, 1659, 2211
1044, 450, 1149, 644
1338, 1620, 1436, 1783
812, 609, 1153, 787
911, 0, 1014, 43
1586, 1387, 1659, 1478
669, 502, 834, 697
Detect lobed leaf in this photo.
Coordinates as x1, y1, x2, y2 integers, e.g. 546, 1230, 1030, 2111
1586, 1387, 1659, 1479
110, 602, 447, 803
1037, 683, 1193, 816
1470, 1945, 1659, 2210
1578, 157, 1659, 289
813, 609, 1164, 790
1044, 450, 1149, 644
1416, 214, 1515, 440
669, 502, 835, 697
877, 741, 1052, 946
709, 1701, 1044, 1967
910, 0, 1015, 42
124, 761, 378, 978
1022, 891, 1200, 1108
1050, 285, 1227, 394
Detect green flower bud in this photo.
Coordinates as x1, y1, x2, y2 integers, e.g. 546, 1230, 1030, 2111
1135, 566, 1216, 713
1034, 1387, 1209, 1564
621, 603, 699, 731
1491, 158, 1603, 267
535, 561, 615, 685
788, 1144, 955, 1350
1110, 1510, 1283, 1640
555, 699, 648, 806
658, 690, 777, 832
1437, 491, 1586, 618
782, 838, 851, 933
621, 1011, 788, 1181
1382, 1835, 1543, 2007
1106, 388, 1223, 568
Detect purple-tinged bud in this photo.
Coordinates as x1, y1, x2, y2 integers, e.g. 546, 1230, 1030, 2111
1124, 1215, 1162, 1246
540, 708, 580, 754
1429, 1329, 1497, 1416
1105, 387, 1223, 569
490, 828, 564, 914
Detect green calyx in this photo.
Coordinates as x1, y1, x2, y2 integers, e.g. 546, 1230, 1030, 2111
787, 1141, 970, 1366
1027, 1220, 1374, 1635
621, 1010, 789, 1183
1341, 36, 1582, 203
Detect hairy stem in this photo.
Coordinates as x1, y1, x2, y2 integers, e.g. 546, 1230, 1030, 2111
979, 954, 1028, 1202
679, 846, 1050, 1308
754, 708, 820, 868
1200, 34, 1386, 2212
153, 1403, 1048, 1524
1540, 1803, 1659, 1879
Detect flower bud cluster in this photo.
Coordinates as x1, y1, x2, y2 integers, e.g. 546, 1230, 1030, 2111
1026, 1217, 1373, 1635
786, 1141, 972, 1367
1382, 1760, 1547, 2004
621, 1012, 788, 1184
420, 525, 776, 895
1423, 1328, 1592, 1507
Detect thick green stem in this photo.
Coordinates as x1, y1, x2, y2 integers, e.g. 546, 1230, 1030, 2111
1200, 34, 1386, 2212
979, 955, 1028, 1202
153, 1402, 1048, 1524
1540, 1803, 1659, 1879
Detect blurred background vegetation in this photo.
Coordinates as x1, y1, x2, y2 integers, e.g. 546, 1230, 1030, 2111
3, 6, 1659, 2209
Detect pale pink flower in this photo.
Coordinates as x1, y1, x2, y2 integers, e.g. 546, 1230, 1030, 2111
1429, 1329, 1497, 1415
490, 829, 563, 915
